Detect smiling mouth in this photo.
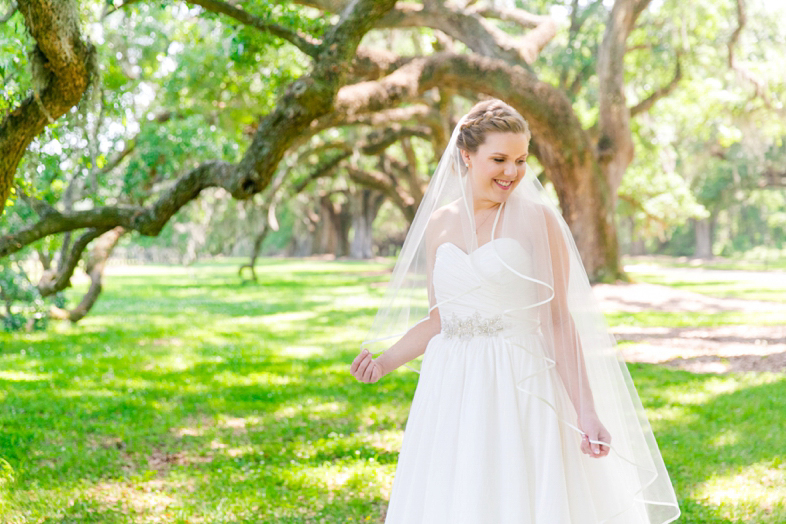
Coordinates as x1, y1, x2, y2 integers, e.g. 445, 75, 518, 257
494, 179, 513, 189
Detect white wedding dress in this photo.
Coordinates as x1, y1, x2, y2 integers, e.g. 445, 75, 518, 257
383, 238, 653, 524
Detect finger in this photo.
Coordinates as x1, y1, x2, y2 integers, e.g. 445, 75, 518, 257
361, 359, 374, 381
353, 356, 369, 380
363, 362, 376, 383
356, 354, 373, 379
589, 437, 610, 458
588, 435, 600, 456
598, 433, 611, 457
350, 349, 367, 373
351, 352, 370, 378
580, 435, 591, 455
588, 433, 602, 456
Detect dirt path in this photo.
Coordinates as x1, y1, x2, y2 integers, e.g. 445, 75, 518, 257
592, 281, 786, 373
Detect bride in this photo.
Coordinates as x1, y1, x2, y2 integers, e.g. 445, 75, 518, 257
350, 99, 680, 524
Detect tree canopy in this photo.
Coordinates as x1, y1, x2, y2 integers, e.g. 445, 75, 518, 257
1, 0, 784, 326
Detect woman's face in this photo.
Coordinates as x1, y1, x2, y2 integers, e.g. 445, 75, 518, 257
461, 132, 530, 209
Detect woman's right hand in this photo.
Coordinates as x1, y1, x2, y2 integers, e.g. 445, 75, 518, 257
350, 348, 385, 383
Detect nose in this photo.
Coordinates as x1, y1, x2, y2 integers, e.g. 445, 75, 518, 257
504, 162, 516, 176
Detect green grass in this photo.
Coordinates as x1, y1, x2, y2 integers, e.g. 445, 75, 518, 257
1, 257, 784, 522
604, 309, 786, 328
623, 272, 786, 303
622, 250, 786, 272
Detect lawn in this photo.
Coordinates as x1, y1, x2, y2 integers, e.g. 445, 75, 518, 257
0, 258, 784, 523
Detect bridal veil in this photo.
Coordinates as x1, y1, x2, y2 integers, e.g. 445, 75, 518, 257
362, 103, 680, 524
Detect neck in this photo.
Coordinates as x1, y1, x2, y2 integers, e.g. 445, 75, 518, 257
473, 199, 501, 214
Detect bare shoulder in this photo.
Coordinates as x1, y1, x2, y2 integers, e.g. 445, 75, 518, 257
539, 203, 565, 235
428, 200, 461, 228
426, 200, 461, 243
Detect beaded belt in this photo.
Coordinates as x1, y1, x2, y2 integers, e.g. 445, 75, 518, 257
441, 312, 505, 340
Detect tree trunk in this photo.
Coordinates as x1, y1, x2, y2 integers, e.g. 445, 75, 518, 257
320, 194, 351, 258
238, 226, 271, 282
0, 0, 93, 215
350, 189, 386, 259
694, 215, 714, 259
537, 144, 621, 282
630, 216, 647, 256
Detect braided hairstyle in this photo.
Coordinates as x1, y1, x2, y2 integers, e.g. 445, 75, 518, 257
456, 99, 531, 153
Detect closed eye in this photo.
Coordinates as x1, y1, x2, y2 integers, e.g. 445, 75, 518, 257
494, 158, 527, 164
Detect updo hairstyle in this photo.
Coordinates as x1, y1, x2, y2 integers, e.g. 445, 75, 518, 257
456, 99, 531, 154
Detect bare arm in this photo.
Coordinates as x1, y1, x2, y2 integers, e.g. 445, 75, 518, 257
351, 215, 443, 383
543, 209, 610, 457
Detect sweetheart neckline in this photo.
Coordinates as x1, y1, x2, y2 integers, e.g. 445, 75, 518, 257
436, 237, 517, 257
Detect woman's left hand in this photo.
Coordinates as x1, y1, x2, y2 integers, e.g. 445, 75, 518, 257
578, 411, 611, 458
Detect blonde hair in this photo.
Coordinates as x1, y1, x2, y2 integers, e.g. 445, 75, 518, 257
456, 99, 531, 153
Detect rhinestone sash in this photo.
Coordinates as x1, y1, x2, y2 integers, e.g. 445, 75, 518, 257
441, 312, 505, 340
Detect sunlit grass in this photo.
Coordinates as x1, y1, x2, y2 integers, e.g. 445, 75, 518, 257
622, 251, 786, 272
0, 257, 784, 522
623, 262, 786, 303
605, 309, 786, 328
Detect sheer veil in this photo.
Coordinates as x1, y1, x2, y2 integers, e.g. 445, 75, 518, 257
362, 111, 680, 524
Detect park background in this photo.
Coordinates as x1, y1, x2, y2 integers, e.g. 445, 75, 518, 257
1, 0, 785, 522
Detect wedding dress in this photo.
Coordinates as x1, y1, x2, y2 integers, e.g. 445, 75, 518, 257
365, 106, 680, 524
383, 238, 657, 524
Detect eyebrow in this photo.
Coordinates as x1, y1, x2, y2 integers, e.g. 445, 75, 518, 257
490, 152, 528, 158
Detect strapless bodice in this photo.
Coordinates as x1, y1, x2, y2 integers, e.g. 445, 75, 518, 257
433, 238, 545, 337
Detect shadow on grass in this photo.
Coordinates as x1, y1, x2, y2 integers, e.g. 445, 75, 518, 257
628, 363, 786, 522
1, 260, 783, 521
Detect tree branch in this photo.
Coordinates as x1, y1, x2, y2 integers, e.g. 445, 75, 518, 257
376, 2, 555, 66
559, 0, 603, 90
293, 153, 350, 194
1, 0, 17, 23
348, 47, 417, 82
101, 0, 143, 19
37, 227, 111, 297
629, 54, 682, 117
1, 0, 397, 259
227, 0, 398, 200
470, 5, 551, 29
347, 166, 416, 221
0, 160, 230, 258
332, 52, 590, 160
596, 0, 653, 191
294, 0, 345, 12
617, 193, 670, 230
728, 0, 775, 108
17, 186, 56, 218
302, 0, 558, 64
186, 0, 321, 57
292, 125, 430, 194
50, 226, 126, 323
309, 104, 432, 135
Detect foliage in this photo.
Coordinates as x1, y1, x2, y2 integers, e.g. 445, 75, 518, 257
1, 0, 785, 327
0, 265, 63, 332
0, 9, 32, 115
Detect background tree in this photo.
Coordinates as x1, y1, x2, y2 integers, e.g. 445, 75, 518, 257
1, 0, 783, 327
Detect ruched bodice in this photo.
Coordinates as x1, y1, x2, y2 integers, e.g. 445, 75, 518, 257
386, 235, 662, 524
433, 237, 545, 336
